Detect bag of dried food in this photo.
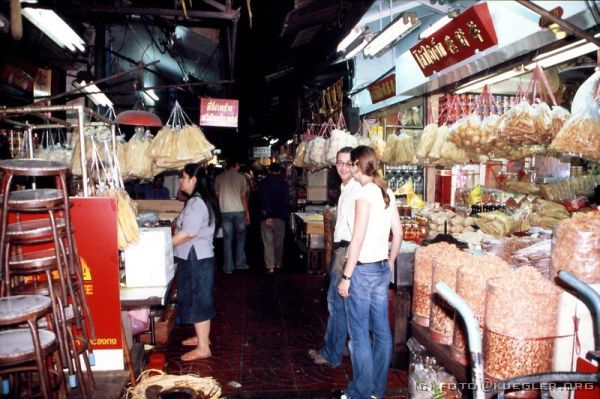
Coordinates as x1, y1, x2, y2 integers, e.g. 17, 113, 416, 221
551, 212, 600, 284
484, 267, 560, 380
293, 141, 307, 168
429, 252, 470, 345
412, 243, 462, 328
548, 106, 570, 141
394, 131, 415, 164
550, 96, 600, 163
380, 133, 400, 164
452, 255, 510, 364
415, 123, 438, 163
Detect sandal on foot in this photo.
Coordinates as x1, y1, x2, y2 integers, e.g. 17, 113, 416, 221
181, 348, 212, 361
181, 337, 198, 346
308, 349, 329, 365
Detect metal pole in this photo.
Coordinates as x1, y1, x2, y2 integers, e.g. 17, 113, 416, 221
516, 0, 600, 47
34, 60, 160, 104
77, 105, 90, 197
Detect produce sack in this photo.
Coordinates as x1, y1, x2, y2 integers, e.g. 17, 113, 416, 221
394, 132, 415, 164
380, 133, 400, 164
550, 97, 600, 163
325, 128, 357, 164
484, 267, 560, 380
571, 68, 600, 116
415, 124, 438, 163
551, 212, 600, 284
293, 141, 308, 168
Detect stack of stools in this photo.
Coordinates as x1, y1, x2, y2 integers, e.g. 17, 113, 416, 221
0, 295, 63, 398
0, 159, 96, 398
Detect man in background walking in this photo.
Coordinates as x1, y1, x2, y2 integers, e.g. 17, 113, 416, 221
215, 159, 250, 273
258, 163, 289, 273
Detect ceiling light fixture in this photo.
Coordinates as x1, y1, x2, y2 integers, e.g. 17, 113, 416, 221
418, 15, 453, 40
527, 38, 599, 69
337, 26, 365, 53
345, 37, 370, 60
456, 34, 600, 94
143, 89, 159, 103
22, 8, 85, 52
74, 81, 113, 107
364, 14, 421, 57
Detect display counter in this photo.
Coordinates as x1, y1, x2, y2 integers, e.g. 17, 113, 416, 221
291, 212, 327, 273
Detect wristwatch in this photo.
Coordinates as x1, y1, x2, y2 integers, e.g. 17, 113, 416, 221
342, 274, 352, 281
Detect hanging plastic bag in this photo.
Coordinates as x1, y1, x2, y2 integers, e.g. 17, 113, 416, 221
415, 123, 438, 163
550, 97, 600, 163
571, 68, 600, 116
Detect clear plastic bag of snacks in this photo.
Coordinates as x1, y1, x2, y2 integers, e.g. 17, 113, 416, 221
550, 97, 600, 162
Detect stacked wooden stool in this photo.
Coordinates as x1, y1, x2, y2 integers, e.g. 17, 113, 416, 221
0, 159, 96, 398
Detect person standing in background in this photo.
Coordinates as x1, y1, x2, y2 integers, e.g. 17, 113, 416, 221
258, 163, 289, 273
308, 146, 360, 366
215, 159, 250, 273
172, 164, 219, 361
335, 146, 402, 399
135, 175, 171, 199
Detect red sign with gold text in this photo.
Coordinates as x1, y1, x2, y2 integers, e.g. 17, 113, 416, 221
410, 2, 498, 77
368, 74, 396, 104
70, 197, 121, 351
199, 97, 239, 128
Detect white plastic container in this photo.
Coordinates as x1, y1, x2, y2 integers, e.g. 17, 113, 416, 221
124, 227, 174, 287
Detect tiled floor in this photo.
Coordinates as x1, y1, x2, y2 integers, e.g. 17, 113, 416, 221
152, 264, 409, 399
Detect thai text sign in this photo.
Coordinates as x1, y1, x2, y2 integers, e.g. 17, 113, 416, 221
410, 2, 498, 77
200, 98, 239, 128
253, 146, 271, 158
368, 74, 396, 104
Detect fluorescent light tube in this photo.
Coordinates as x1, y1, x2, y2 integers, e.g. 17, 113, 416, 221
364, 16, 420, 57
144, 90, 159, 102
527, 41, 598, 69
337, 26, 364, 53
344, 38, 369, 60
22, 8, 85, 52
455, 68, 526, 94
75, 81, 113, 107
419, 15, 452, 40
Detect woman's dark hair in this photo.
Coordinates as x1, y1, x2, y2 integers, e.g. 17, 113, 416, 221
183, 163, 220, 226
350, 145, 390, 208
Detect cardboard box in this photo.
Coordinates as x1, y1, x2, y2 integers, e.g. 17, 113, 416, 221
124, 227, 174, 287
305, 221, 324, 235
307, 169, 328, 187
307, 186, 327, 201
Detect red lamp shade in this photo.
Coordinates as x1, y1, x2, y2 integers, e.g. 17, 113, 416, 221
115, 110, 163, 127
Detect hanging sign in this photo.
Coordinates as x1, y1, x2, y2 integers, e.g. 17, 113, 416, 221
199, 97, 239, 128
410, 2, 498, 77
368, 74, 396, 104
253, 146, 271, 158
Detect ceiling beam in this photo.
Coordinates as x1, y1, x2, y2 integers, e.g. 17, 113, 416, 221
22, 4, 240, 22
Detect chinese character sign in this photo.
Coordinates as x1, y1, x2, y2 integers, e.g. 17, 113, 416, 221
368, 74, 396, 104
410, 3, 498, 77
200, 98, 239, 128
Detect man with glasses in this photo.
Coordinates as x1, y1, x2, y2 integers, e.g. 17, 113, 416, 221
308, 146, 360, 367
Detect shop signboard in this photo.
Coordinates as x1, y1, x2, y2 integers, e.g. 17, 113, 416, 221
253, 146, 271, 158
410, 2, 498, 77
367, 74, 396, 104
199, 97, 239, 128
70, 197, 123, 370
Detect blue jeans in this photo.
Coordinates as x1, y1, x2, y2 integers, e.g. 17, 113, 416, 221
319, 250, 347, 367
344, 260, 392, 399
221, 211, 246, 273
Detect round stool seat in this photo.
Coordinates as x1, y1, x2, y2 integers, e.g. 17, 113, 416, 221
6, 189, 65, 210
10, 248, 59, 271
6, 218, 66, 242
0, 329, 57, 366
0, 159, 69, 177
0, 295, 52, 326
